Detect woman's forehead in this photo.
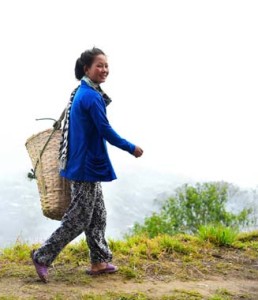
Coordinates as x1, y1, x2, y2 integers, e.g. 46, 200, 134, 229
93, 54, 108, 63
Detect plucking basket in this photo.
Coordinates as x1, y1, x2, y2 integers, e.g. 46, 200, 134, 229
25, 128, 71, 220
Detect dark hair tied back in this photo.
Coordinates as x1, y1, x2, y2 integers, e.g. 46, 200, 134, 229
74, 47, 105, 80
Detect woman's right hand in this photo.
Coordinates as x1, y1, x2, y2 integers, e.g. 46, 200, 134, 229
133, 146, 144, 158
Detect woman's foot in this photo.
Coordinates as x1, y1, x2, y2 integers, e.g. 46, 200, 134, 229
86, 262, 118, 275
31, 250, 48, 283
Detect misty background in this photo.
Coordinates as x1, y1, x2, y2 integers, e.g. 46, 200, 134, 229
0, 0, 258, 247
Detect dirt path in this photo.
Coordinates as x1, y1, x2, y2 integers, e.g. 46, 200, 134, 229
0, 275, 257, 299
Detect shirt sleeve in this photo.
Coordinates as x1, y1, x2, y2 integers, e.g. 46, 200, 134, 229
89, 95, 136, 154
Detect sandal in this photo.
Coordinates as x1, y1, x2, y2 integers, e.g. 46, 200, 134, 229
31, 250, 48, 283
86, 263, 118, 275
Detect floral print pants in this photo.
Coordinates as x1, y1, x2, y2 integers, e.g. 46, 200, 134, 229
34, 181, 112, 266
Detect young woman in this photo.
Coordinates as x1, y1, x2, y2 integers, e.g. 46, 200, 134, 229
31, 47, 143, 282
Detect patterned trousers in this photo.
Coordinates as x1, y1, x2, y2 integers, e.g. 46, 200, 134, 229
34, 181, 112, 266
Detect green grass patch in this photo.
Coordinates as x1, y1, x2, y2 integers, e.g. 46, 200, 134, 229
237, 230, 258, 242
162, 289, 203, 299
208, 288, 234, 300
158, 234, 196, 255
119, 265, 139, 279
80, 292, 148, 300
0, 297, 20, 300
198, 225, 238, 246
0, 242, 34, 263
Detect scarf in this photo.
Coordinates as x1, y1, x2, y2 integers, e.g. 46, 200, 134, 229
59, 76, 112, 170
82, 76, 112, 106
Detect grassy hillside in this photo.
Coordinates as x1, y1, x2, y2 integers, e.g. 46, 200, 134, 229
0, 230, 258, 299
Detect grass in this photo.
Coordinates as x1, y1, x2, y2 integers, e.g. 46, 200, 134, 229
0, 229, 258, 299
1, 230, 258, 277
162, 289, 203, 299
198, 224, 239, 246
208, 288, 234, 300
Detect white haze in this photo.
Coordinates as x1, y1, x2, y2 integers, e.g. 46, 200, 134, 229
0, 1, 258, 246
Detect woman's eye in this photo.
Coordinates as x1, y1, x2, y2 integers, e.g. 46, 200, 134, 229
97, 64, 108, 68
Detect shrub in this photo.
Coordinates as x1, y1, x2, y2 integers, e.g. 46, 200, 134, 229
131, 182, 252, 237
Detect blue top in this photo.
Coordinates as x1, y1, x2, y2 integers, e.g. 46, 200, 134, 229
60, 80, 135, 182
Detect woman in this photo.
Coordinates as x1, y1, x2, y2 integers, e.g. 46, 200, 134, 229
31, 47, 143, 282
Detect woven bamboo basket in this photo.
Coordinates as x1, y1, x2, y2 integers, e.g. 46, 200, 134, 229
25, 128, 71, 220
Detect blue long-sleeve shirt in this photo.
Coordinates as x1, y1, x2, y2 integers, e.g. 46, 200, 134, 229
60, 80, 135, 182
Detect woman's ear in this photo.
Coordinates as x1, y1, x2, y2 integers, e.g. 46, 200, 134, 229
83, 65, 88, 75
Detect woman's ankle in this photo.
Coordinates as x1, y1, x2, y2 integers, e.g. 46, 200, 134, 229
91, 262, 107, 270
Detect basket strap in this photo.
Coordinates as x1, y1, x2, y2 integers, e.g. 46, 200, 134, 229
28, 128, 58, 179
37, 152, 47, 196
53, 108, 66, 130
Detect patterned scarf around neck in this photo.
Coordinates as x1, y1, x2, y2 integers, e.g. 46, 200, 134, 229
59, 76, 112, 171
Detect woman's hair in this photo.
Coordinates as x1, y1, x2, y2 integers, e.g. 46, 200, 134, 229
75, 47, 105, 80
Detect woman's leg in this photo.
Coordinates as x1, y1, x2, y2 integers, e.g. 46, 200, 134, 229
33, 181, 98, 266
85, 182, 113, 264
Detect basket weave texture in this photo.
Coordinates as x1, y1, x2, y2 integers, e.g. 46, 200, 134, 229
25, 129, 71, 220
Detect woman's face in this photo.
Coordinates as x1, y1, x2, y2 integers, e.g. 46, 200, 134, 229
85, 54, 109, 84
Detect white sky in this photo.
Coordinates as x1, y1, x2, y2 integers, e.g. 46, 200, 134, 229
0, 0, 258, 188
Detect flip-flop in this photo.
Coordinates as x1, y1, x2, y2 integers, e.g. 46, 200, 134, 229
86, 263, 118, 275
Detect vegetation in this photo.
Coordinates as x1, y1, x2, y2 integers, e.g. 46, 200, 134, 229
1, 181, 257, 299
131, 182, 253, 238
198, 224, 238, 246
0, 230, 258, 299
